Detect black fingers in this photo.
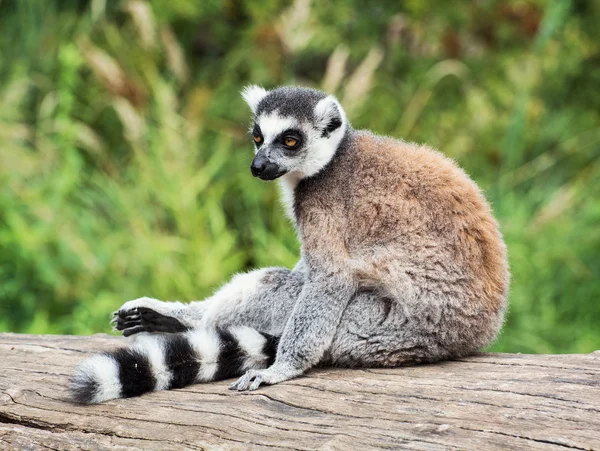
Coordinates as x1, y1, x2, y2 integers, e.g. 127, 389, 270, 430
112, 309, 142, 335
112, 307, 189, 336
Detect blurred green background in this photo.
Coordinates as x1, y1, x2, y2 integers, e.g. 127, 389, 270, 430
0, 0, 598, 353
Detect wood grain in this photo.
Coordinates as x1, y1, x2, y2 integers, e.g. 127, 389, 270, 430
0, 333, 598, 450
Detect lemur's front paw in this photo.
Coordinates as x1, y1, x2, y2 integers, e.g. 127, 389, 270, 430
111, 297, 188, 337
229, 364, 302, 391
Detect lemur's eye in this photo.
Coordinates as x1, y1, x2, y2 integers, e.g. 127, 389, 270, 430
284, 137, 298, 147
253, 135, 262, 144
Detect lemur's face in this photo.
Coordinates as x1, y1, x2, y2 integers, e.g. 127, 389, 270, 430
242, 86, 347, 181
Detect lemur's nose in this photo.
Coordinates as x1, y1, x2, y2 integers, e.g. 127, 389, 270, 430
250, 155, 268, 177
250, 154, 286, 180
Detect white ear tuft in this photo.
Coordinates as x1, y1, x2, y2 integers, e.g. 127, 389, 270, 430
314, 96, 346, 137
241, 85, 268, 113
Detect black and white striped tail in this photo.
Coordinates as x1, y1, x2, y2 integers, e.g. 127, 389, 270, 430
69, 326, 279, 404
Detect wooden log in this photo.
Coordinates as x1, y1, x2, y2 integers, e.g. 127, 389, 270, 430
0, 333, 598, 451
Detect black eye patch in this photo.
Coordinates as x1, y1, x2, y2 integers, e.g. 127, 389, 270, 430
274, 129, 303, 149
252, 124, 263, 146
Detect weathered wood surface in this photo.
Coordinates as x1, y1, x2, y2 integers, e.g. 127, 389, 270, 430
0, 333, 598, 451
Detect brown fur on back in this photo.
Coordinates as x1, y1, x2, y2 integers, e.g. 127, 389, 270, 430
295, 130, 509, 355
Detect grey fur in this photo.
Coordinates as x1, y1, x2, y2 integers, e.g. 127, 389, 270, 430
71, 86, 509, 401
255, 86, 327, 122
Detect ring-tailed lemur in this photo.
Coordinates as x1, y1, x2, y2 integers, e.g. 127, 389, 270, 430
70, 86, 509, 404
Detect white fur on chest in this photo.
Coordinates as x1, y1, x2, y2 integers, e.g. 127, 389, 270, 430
278, 172, 303, 222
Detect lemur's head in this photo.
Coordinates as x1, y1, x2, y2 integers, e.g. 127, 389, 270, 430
241, 86, 349, 181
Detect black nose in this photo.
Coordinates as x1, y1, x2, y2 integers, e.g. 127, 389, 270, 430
250, 155, 287, 180
250, 155, 268, 177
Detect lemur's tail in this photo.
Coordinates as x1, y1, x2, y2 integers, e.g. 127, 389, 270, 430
69, 326, 279, 404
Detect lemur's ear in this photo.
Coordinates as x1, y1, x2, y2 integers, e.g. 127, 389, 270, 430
314, 96, 346, 138
241, 85, 268, 114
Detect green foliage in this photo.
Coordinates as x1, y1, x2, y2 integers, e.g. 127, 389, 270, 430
0, 0, 598, 353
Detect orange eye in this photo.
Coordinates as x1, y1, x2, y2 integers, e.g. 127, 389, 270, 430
253, 135, 262, 143
284, 137, 297, 147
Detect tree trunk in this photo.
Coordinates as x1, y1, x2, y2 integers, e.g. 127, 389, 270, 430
0, 333, 598, 450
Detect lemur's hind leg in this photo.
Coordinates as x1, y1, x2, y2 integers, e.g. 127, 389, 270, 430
113, 267, 304, 336
326, 291, 450, 368
76, 269, 304, 403
112, 298, 197, 336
